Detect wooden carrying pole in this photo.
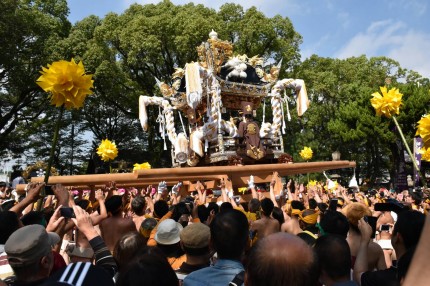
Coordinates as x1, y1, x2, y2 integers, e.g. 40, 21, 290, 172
17, 161, 355, 193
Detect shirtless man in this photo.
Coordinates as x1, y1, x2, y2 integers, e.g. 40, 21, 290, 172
281, 200, 305, 235
250, 198, 279, 241
99, 195, 136, 253
130, 196, 147, 231
343, 202, 386, 271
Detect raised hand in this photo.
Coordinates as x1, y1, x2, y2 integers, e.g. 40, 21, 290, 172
158, 181, 167, 194
171, 182, 182, 195
247, 175, 255, 189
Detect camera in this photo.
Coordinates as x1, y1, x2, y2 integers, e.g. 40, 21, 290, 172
380, 224, 390, 232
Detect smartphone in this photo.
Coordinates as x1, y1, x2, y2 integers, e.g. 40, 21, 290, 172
329, 199, 338, 211
45, 185, 54, 196
364, 215, 377, 239
380, 224, 390, 232
60, 207, 75, 218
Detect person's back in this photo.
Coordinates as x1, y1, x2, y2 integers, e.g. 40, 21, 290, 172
100, 196, 135, 253
250, 198, 279, 240
281, 200, 304, 235
130, 196, 147, 231
184, 209, 249, 286
343, 203, 386, 271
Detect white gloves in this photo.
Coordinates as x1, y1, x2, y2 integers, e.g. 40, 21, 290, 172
247, 175, 255, 189
171, 182, 182, 195
158, 181, 167, 194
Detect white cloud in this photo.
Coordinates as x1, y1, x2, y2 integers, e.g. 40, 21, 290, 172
335, 20, 430, 79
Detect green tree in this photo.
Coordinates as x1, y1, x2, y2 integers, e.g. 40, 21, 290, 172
0, 0, 71, 157
292, 55, 430, 187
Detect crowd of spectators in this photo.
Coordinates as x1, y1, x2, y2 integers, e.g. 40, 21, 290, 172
0, 172, 429, 286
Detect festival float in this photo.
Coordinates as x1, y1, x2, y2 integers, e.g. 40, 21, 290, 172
23, 31, 355, 194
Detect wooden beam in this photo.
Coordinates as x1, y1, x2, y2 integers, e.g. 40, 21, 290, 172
17, 161, 355, 194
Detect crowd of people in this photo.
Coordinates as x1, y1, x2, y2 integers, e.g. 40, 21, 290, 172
0, 173, 429, 286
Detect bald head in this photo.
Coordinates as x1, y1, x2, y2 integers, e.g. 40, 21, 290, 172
246, 233, 318, 286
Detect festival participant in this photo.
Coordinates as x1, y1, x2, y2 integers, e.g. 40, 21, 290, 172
176, 223, 211, 282
281, 200, 305, 235
250, 198, 279, 242
245, 232, 318, 286
153, 219, 186, 269
342, 202, 386, 271
297, 209, 319, 245
220, 176, 260, 224
318, 210, 350, 238
354, 210, 425, 286
184, 209, 249, 286
315, 234, 358, 286
113, 232, 146, 271
99, 195, 136, 253
70, 205, 118, 278
375, 211, 395, 268
130, 195, 147, 231
3, 225, 60, 285
116, 247, 179, 286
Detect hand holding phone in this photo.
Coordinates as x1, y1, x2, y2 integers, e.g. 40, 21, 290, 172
364, 215, 377, 239
60, 207, 75, 218
329, 199, 338, 211
380, 224, 390, 232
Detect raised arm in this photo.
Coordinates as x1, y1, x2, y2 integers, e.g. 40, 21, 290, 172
353, 218, 373, 286
10, 182, 44, 214
269, 173, 279, 207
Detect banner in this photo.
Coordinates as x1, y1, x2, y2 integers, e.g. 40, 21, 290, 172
414, 137, 423, 186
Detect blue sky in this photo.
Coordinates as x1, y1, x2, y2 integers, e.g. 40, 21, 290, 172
67, 0, 430, 78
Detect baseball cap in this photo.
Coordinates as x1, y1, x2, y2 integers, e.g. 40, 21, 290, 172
5, 224, 60, 266
43, 262, 114, 286
180, 223, 210, 249
154, 219, 183, 245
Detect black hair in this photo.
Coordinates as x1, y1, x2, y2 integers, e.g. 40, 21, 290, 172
248, 198, 261, 213
105, 195, 123, 215
171, 202, 191, 222
197, 204, 209, 223
314, 234, 351, 280
393, 210, 425, 249
409, 191, 423, 205
319, 211, 349, 238
272, 207, 285, 226
260, 198, 274, 216
153, 200, 169, 218
0, 211, 21, 244
210, 209, 248, 260
131, 196, 146, 216
291, 200, 305, 211
207, 202, 219, 215
308, 198, 317, 210
219, 202, 233, 212
20, 211, 46, 227
116, 247, 178, 286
